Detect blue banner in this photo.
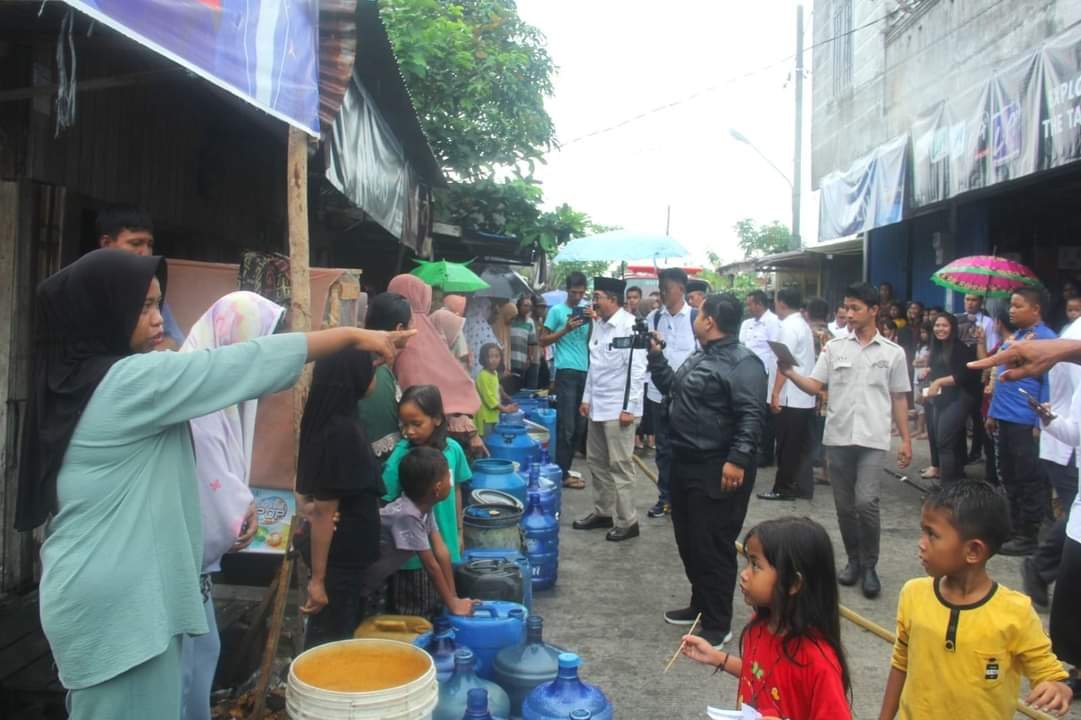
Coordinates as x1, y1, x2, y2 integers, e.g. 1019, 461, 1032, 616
67, 0, 320, 135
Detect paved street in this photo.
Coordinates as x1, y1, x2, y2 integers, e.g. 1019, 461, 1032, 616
532, 439, 1081, 720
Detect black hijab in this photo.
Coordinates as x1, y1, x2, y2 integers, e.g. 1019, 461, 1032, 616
296, 347, 383, 499
16, 249, 167, 531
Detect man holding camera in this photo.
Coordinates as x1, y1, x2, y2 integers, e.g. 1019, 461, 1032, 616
572, 277, 648, 542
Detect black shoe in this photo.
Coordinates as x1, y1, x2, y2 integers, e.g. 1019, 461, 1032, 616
757, 491, 797, 501
862, 567, 882, 599
664, 606, 698, 625
1021, 556, 1050, 609
815, 476, 830, 486
1000, 535, 1038, 557
838, 561, 861, 586
966, 453, 983, 465
572, 513, 613, 531
605, 523, 639, 542
647, 500, 670, 518
696, 628, 734, 649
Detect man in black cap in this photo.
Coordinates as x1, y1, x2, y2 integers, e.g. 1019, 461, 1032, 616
572, 276, 648, 541
687, 279, 711, 310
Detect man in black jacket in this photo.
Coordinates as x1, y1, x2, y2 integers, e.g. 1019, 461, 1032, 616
648, 292, 767, 648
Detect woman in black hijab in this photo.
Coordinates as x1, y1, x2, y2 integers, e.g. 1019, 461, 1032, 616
297, 347, 387, 647
17, 249, 412, 719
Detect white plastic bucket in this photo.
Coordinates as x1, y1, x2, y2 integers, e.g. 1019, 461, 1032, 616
287, 639, 438, 719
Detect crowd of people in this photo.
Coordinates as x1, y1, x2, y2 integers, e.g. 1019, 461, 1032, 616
9, 204, 1081, 719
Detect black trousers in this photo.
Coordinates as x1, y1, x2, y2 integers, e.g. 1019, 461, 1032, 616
996, 420, 1049, 539
757, 414, 776, 466
554, 369, 588, 479
773, 406, 815, 498
1031, 458, 1078, 584
925, 402, 940, 469
968, 399, 987, 458
670, 456, 755, 634
932, 394, 974, 484
305, 562, 371, 649
1051, 537, 1081, 665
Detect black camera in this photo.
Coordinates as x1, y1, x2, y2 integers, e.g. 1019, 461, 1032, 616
632, 317, 664, 350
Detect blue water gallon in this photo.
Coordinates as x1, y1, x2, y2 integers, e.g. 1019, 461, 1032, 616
462, 548, 533, 610
446, 602, 528, 680
525, 408, 557, 449
493, 616, 565, 717
434, 649, 511, 720
535, 449, 563, 515
461, 688, 508, 720
521, 653, 612, 720
500, 410, 527, 427
485, 422, 540, 472
521, 492, 558, 591
414, 615, 469, 683
470, 459, 528, 507
526, 464, 559, 520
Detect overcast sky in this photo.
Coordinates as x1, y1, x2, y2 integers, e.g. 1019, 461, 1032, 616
516, 0, 819, 265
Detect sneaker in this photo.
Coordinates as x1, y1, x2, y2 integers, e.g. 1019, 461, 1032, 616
663, 606, 698, 625
697, 628, 734, 649
647, 500, 670, 518
1000, 536, 1038, 557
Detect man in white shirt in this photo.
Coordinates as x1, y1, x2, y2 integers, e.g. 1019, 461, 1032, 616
759, 288, 818, 501
830, 302, 851, 338
740, 290, 782, 466
573, 277, 648, 542
1022, 316, 1081, 608
644, 268, 698, 518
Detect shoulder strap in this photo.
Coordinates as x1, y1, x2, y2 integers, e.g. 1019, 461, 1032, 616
691, 308, 698, 325
653, 311, 660, 330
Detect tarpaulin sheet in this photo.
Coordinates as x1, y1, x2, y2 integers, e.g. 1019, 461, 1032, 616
818, 134, 907, 241
324, 70, 414, 243
912, 22, 1081, 206
65, 0, 320, 135
167, 258, 350, 490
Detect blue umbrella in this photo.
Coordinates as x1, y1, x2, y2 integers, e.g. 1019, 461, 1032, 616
553, 230, 689, 263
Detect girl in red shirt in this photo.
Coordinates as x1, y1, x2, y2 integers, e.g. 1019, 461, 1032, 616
682, 517, 852, 720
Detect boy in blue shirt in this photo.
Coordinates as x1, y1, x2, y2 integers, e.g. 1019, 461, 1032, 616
987, 287, 1056, 556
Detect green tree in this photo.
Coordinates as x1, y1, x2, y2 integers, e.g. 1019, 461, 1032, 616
548, 260, 612, 291
735, 218, 792, 259
699, 250, 762, 295
381, 0, 556, 179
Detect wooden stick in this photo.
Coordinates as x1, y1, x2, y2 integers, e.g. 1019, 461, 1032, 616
632, 453, 659, 486
663, 612, 702, 673
248, 515, 300, 720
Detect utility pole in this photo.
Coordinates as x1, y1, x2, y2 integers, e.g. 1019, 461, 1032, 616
792, 3, 804, 251
665, 204, 671, 235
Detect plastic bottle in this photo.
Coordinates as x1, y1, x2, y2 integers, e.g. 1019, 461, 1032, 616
493, 616, 565, 716
416, 615, 464, 683
434, 649, 511, 720
527, 463, 559, 520
521, 491, 559, 591
461, 687, 508, 720
521, 653, 612, 720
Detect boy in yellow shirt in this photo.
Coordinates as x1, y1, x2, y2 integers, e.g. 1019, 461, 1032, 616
879, 481, 1072, 719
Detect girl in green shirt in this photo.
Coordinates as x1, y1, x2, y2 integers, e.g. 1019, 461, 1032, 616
475, 343, 518, 437
16, 249, 413, 719
382, 384, 472, 616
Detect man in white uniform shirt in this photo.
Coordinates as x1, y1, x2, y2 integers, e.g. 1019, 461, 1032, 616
1022, 315, 1081, 608
573, 277, 648, 542
740, 290, 782, 466
644, 268, 698, 518
759, 288, 818, 501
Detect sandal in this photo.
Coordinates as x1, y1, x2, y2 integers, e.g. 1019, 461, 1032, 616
563, 476, 586, 489
920, 468, 940, 479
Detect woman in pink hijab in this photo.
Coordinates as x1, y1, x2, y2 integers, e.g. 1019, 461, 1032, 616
387, 275, 487, 457
443, 294, 467, 317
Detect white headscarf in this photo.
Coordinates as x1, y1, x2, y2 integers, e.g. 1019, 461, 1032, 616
180, 291, 285, 572
464, 297, 501, 376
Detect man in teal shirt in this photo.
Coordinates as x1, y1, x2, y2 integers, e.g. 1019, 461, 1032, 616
541, 272, 592, 484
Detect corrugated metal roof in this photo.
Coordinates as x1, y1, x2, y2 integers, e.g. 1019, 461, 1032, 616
318, 0, 358, 128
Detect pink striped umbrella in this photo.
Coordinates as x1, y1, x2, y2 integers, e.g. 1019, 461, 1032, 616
931, 255, 1042, 298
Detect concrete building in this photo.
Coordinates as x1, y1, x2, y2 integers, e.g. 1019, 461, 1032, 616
812, 0, 1081, 314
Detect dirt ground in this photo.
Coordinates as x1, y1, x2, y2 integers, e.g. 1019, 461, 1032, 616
531, 438, 1081, 720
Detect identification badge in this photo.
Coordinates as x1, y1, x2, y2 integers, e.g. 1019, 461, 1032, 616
611, 336, 634, 349
984, 658, 999, 681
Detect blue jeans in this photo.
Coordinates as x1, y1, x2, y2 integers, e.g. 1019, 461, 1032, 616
554, 369, 588, 478
648, 398, 671, 503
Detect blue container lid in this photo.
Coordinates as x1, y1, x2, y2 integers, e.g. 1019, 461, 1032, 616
473, 458, 517, 473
